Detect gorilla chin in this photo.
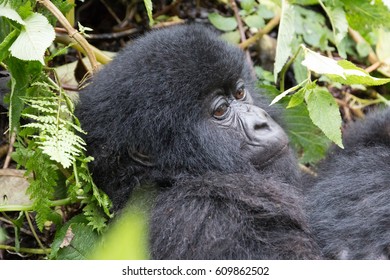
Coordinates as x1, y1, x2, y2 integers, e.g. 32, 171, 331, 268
242, 117, 289, 168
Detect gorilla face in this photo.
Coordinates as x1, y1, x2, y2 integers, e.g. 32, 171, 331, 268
76, 24, 296, 207
208, 79, 289, 167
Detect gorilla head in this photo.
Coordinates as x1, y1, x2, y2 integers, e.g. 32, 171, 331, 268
76, 24, 318, 259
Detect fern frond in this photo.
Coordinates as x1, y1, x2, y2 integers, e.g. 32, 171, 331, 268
21, 95, 87, 169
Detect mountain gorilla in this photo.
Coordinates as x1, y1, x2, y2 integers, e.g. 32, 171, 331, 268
76, 24, 321, 259
305, 108, 390, 259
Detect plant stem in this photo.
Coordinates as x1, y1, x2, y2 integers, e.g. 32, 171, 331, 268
36, 0, 99, 72
279, 46, 303, 92
25, 211, 49, 256
55, 33, 112, 65
0, 244, 51, 255
239, 14, 281, 49
0, 197, 85, 212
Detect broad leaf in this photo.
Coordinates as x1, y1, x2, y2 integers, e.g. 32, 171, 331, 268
208, 13, 237, 31
285, 103, 331, 163
9, 13, 55, 64
301, 47, 346, 77
0, 4, 25, 25
273, 0, 296, 81
244, 14, 265, 29
323, 6, 348, 58
302, 47, 390, 86
305, 87, 343, 148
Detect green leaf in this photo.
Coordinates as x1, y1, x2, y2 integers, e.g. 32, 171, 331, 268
0, 29, 18, 63
343, 0, 390, 34
50, 215, 88, 259
305, 87, 343, 147
333, 60, 390, 86
21, 95, 88, 169
294, 6, 329, 50
287, 87, 305, 108
7, 56, 28, 132
290, 0, 319, 4
208, 13, 237, 32
143, 0, 154, 26
0, 3, 25, 25
220, 30, 241, 44
274, 0, 296, 81
301, 47, 346, 77
285, 103, 331, 164
301, 47, 390, 86
89, 188, 151, 260
9, 13, 55, 64
322, 6, 348, 57
240, 0, 256, 12
54, 223, 99, 260
292, 48, 307, 83
258, 4, 275, 19
244, 14, 265, 29
356, 41, 371, 58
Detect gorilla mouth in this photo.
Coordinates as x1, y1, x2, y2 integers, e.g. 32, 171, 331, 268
243, 141, 290, 168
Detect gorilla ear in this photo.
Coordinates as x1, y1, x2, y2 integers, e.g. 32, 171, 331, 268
129, 150, 155, 167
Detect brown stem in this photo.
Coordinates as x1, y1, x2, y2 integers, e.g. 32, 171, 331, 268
3, 132, 15, 169
239, 14, 281, 50
348, 28, 378, 65
56, 34, 112, 65
36, 0, 99, 73
230, 0, 253, 73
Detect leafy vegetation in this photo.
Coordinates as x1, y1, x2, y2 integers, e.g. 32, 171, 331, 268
0, 0, 389, 259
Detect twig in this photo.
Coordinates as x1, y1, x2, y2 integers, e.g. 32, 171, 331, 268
0, 197, 84, 212
36, 0, 99, 72
348, 28, 378, 65
3, 132, 15, 169
153, 0, 182, 19
239, 15, 281, 49
55, 34, 112, 65
0, 244, 51, 255
365, 61, 382, 73
229, 0, 253, 69
100, 0, 122, 24
25, 211, 49, 256
230, 0, 246, 43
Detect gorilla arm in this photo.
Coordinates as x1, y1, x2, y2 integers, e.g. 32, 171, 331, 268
150, 172, 321, 260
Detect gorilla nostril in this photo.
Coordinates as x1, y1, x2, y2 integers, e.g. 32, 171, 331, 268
254, 123, 269, 130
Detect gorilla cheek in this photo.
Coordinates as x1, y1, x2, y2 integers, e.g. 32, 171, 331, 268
235, 104, 289, 165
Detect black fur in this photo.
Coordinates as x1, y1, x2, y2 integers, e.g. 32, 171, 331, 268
76, 24, 320, 259
151, 172, 320, 259
305, 108, 390, 259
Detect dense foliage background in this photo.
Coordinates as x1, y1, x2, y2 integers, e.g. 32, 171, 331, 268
0, 0, 389, 259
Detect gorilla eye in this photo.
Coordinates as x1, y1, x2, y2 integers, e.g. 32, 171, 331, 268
234, 85, 246, 100
213, 102, 230, 119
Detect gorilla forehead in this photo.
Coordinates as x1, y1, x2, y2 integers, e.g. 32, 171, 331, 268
117, 24, 247, 100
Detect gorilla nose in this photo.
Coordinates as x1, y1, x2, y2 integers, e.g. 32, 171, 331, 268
239, 104, 288, 146
250, 106, 271, 131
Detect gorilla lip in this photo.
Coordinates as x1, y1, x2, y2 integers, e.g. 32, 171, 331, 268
246, 142, 289, 168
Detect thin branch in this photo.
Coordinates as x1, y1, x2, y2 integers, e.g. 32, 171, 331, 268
230, 0, 253, 70
239, 15, 281, 50
25, 211, 49, 256
0, 244, 51, 255
36, 0, 99, 72
0, 197, 85, 212
230, 0, 246, 43
348, 28, 378, 65
55, 33, 112, 65
3, 132, 15, 169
